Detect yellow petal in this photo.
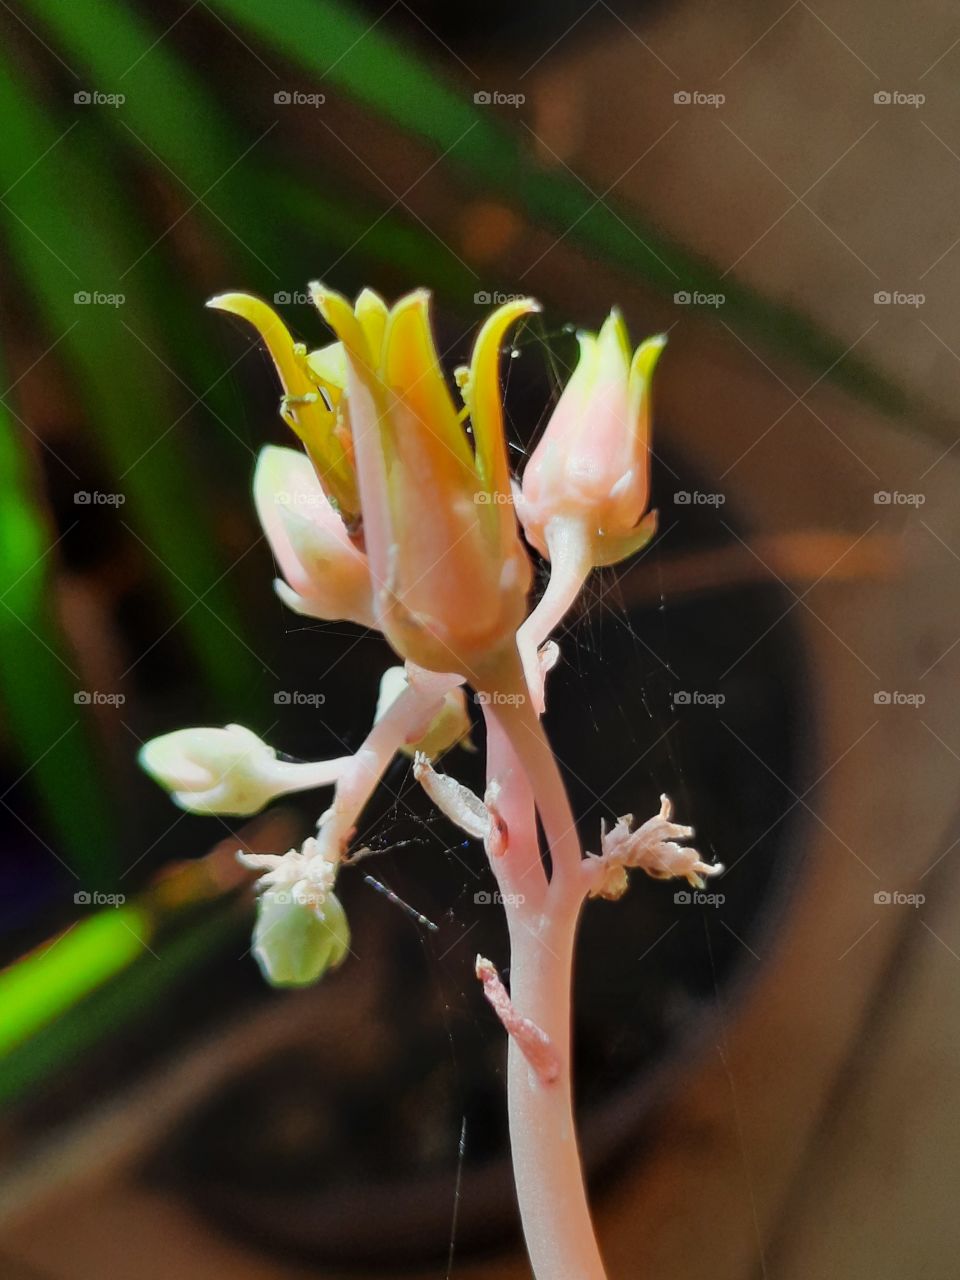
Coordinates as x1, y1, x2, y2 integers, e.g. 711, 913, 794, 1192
382, 290, 474, 471
628, 332, 667, 442
207, 293, 315, 402
305, 341, 347, 398
593, 509, 658, 567
595, 307, 632, 387
464, 297, 541, 500
310, 282, 372, 366
208, 292, 358, 521
355, 287, 389, 367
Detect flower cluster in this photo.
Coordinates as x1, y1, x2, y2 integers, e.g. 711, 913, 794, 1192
140, 284, 718, 988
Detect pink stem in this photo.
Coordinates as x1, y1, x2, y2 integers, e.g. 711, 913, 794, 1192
315, 675, 459, 857
517, 516, 593, 714
482, 703, 547, 908
480, 651, 582, 895
477, 649, 606, 1280
503, 897, 605, 1280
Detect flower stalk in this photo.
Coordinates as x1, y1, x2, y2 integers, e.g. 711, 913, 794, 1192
140, 285, 720, 1280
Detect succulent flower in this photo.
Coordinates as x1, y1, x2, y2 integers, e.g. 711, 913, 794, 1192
515, 311, 665, 712
518, 310, 663, 568
311, 284, 535, 678
140, 281, 717, 1280
253, 444, 374, 626
138, 724, 347, 816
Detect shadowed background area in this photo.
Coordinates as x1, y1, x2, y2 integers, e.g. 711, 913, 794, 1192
0, 1, 958, 1277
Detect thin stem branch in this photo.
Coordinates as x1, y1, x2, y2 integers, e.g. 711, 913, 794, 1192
479, 649, 582, 894
517, 516, 593, 714
315, 674, 459, 857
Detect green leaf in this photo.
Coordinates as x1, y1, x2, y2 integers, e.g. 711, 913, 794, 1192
0, 57, 260, 711
0, 897, 248, 1106
0, 381, 117, 884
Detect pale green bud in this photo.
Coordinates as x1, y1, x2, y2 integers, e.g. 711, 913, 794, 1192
252, 888, 350, 988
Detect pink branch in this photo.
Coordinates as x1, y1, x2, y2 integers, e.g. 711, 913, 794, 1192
476, 956, 559, 1086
